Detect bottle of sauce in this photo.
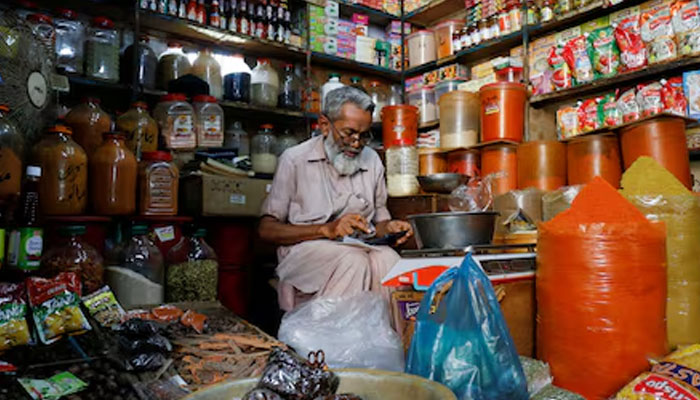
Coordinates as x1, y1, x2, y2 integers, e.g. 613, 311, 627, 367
7, 166, 42, 275
64, 97, 112, 158
0, 105, 24, 201
90, 132, 137, 215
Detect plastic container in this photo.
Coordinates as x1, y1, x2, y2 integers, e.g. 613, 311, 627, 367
41, 225, 104, 294
386, 139, 419, 197
278, 63, 301, 110
116, 101, 158, 160
251, 124, 278, 173
154, 93, 196, 150
406, 30, 436, 67
321, 73, 345, 111
274, 129, 298, 156
434, 79, 467, 105
0, 105, 24, 200
89, 132, 138, 215
224, 121, 249, 154
121, 35, 157, 89
193, 95, 225, 148
157, 42, 191, 91
139, 151, 179, 216
122, 224, 164, 285
495, 66, 524, 82
368, 81, 388, 123
439, 91, 480, 149
566, 134, 622, 188
191, 48, 223, 99
64, 97, 112, 157
388, 85, 403, 106
223, 54, 252, 102
479, 82, 527, 143
54, 8, 84, 74
418, 148, 447, 175
381, 105, 418, 148
433, 19, 465, 58
447, 148, 480, 176
26, 13, 55, 49
408, 86, 438, 125
32, 125, 87, 215
481, 144, 517, 196
516, 140, 566, 191
619, 117, 692, 189
166, 228, 219, 302
85, 16, 119, 82
250, 58, 279, 107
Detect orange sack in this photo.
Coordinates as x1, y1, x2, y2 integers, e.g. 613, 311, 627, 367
537, 177, 668, 400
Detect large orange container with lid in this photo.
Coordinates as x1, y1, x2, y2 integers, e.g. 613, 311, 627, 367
90, 132, 137, 215
619, 117, 692, 189
517, 141, 566, 191
432, 19, 464, 58
567, 134, 622, 188
479, 82, 527, 143
381, 105, 418, 147
481, 144, 517, 196
418, 148, 447, 175
447, 148, 480, 177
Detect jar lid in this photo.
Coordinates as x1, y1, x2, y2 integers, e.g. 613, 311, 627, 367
26, 165, 41, 177
59, 225, 86, 236
47, 124, 72, 135
142, 151, 173, 162
27, 13, 52, 24
370, 80, 381, 87
55, 8, 77, 19
0, 104, 9, 113
131, 224, 148, 235
194, 228, 207, 238
260, 123, 274, 130
193, 94, 217, 103
92, 16, 114, 28
350, 76, 362, 83
432, 19, 465, 28
391, 138, 414, 146
167, 41, 183, 48
406, 29, 434, 39
329, 72, 341, 78
257, 58, 271, 64
161, 93, 188, 102
479, 82, 527, 92
131, 101, 148, 110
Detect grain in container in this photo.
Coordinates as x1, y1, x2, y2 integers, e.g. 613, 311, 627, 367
481, 143, 517, 196
419, 148, 447, 175
447, 148, 480, 176
381, 105, 418, 148
566, 134, 622, 187
408, 86, 438, 125
517, 140, 566, 191
433, 19, 465, 58
434, 79, 467, 118
439, 91, 479, 149
479, 82, 527, 143
406, 30, 436, 67
386, 139, 419, 197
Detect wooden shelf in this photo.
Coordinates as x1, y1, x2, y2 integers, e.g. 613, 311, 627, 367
558, 113, 698, 142
403, 0, 464, 27
311, 52, 402, 81
220, 100, 312, 119
336, 1, 400, 26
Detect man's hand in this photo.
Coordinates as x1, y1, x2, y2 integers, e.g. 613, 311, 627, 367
379, 220, 414, 245
320, 214, 371, 240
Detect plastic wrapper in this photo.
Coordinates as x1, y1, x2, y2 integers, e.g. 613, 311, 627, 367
255, 347, 340, 399
448, 175, 495, 212
18, 372, 87, 400
132, 375, 190, 399
151, 304, 184, 322
618, 87, 641, 123
614, 11, 648, 72
493, 188, 544, 235
548, 45, 573, 90
316, 396, 364, 400
278, 293, 404, 372
180, 309, 207, 334
598, 93, 622, 128
578, 98, 600, 133
0, 282, 31, 351
637, 82, 663, 117
532, 385, 585, 400
520, 357, 553, 396
563, 36, 594, 86
641, 1, 678, 64
118, 318, 162, 337
127, 352, 168, 371
243, 389, 285, 400
119, 334, 172, 354
406, 254, 529, 400
588, 26, 621, 79
671, 0, 700, 56
82, 286, 125, 328
661, 77, 688, 116
541, 186, 582, 221
556, 106, 579, 139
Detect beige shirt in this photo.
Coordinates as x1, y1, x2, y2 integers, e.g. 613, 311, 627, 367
261, 135, 391, 225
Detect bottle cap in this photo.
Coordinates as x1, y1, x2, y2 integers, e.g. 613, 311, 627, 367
26, 166, 41, 177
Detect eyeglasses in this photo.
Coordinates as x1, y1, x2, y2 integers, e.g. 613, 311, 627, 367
324, 115, 373, 146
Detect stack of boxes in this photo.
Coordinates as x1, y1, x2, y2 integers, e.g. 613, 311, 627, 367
405, 63, 469, 91
354, 14, 375, 64
386, 21, 410, 71
310, 5, 326, 53
337, 19, 356, 59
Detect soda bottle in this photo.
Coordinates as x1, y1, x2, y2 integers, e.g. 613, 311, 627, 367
7, 166, 43, 277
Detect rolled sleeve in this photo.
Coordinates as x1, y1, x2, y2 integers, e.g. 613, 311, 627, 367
261, 153, 295, 222
373, 161, 391, 223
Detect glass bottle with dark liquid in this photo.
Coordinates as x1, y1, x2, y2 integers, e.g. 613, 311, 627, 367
7, 166, 43, 278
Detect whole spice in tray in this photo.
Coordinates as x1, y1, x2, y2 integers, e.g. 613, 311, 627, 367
166, 260, 218, 302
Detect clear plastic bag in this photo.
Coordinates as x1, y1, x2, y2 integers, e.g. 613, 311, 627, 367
541, 185, 583, 221
406, 254, 528, 400
278, 293, 404, 372
448, 174, 495, 212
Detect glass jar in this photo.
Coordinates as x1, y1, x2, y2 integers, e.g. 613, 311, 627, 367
386, 139, 419, 197
0, 105, 24, 200
388, 85, 403, 106
540, 0, 553, 23
251, 124, 277, 173
154, 93, 196, 150
274, 128, 298, 156
408, 86, 438, 125
157, 42, 191, 91
26, 13, 55, 50
224, 121, 249, 155
223, 54, 251, 102
278, 63, 301, 110
89, 132, 137, 215
41, 225, 104, 294
122, 224, 164, 285
526, 0, 539, 25
251, 58, 279, 107
166, 228, 218, 302
54, 8, 84, 74
139, 151, 179, 216
64, 97, 112, 158
191, 48, 223, 99
121, 35, 157, 89
85, 17, 119, 82
193, 95, 224, 147
368, 81, 388, 123
116, 101, 159, 160
32, 125, 87, 215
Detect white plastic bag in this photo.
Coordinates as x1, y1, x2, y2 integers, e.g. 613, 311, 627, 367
277, 293, 404, 372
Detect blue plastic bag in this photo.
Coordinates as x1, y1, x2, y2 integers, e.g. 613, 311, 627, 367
406, 253, 528, 400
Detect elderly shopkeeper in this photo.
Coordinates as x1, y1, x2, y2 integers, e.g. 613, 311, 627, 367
259, 86, 413, 311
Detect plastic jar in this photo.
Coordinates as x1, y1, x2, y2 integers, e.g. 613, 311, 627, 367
121, 35, 158, 89
251, 124, 278, 173
64, 97, 112, 158
419, 148, 447, 175
368, 81, 388, 123
193, 95, 224, 148
89, 132, 138, 215
381, 105, 418, 148
26, 13, 55, 49
434, 79, 467, 105
32, 125, 88, 215
408, 86, 438, 125
54, 8, 84, 74
41, 225, 104, 294
495, 66, 524, 82
139, 151, 179, 216
166, 228, 218, 302
0, 105, 24, 200
274, 129, 298, 156
406, 30, 436, 67
224, 54, 252, 103
433, 19, 465, 58
447, 148, 480, 176
388, 85, 403, 106
516, 140, 566, 191
566, 134, 622, 188
481, 144, 517, 196
116, 101, 158, 160
157, 42, 191, 91
122, 224, 164, 287
479, 82, 527, 143
85, 16, 119, 82
224, 121, 249, 155
154, 93, 196, 150
439, 91, 480, 149
321, 73, 344, 111
251, 58, 279, 107
191, 48, 223, 99
386, 139, 419, 196
278, 63, 301, 110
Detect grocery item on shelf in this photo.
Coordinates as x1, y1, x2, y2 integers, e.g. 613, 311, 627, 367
42, 225, 104, 295
406, 30, 436, 67
434, 79, 466, 117
408, 86, 438, 125
368, 81, 388, 123
418, 148, 447, 175
433, 19, 464, 58
637, 81, 664, 117
672, 0, 700, 56
563, 34, 595, 86
7, 166, 42, 273
350, 77, 366, 93
588, 25, 621, 79
516, 141, 566, 191
0, 105, 24, 200
251, 58, 280, 107
556, 104, 579, 139
224, 121, 250, 154
90, 132, 138, 215
386, 139, 419, 197
641, 0, 678, 64
598, 93, 623, 127
439, 91, 480, 149
388, 85, 403, 106
85, 16, 119, 82
612, 6, 647, 72
479, 82, 526, 143
32, 125, 88, 215
166, 228, 218, 302
381, 105, 418, 148
530, 36, 556, 95
548, 42, 574, 91
157, 42, 192, 91
578, 97, 601, 133
154, 93, 196, 150
494, 66, 523, 82
122, 224, 165, 285
64, 97, 112, 158
54, 8, 84, 74
685, 69, 700, 119
193, 95, 225, 148
618, 86, 641, 123
616, 345, 700, 398
191, 48, 223, 99
566, 134, 622, 187
447, 148, 480, 176
26, 13, 55, 50
274, 128, 299, 156
116, 101, 159, 160
251, 124, 278, 173
223, 54, 252, 103
0, 282, 31, 351
121, 35, 158, 89
278, 63, 301, 110
481, 144, 517, 196
139, 151, 179, 216
320, 73, 344, 112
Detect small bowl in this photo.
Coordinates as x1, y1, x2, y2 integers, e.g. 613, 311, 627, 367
417, 173, 470, 193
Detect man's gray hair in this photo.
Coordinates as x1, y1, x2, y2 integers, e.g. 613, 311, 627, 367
323, 86, 375, 121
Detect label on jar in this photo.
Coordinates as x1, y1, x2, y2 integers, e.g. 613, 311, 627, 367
154, 226, 175, 242
484, 96, 500, 115
57, 161, 87, 205
174, 115, 193, 136
7, 228, 43, 271
203, 115, 222, 138
147, 167, 176, 208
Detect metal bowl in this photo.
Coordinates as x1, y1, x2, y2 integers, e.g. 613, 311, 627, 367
408, 211, 498, 249
417, 173, 470, 193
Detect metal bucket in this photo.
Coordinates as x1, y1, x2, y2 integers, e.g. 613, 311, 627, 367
183, 369, 456, 400
408, 211, 497, 249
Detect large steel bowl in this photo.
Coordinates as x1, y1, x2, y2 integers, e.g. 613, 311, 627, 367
408, 211, 498, 249
417, 173, 470, 193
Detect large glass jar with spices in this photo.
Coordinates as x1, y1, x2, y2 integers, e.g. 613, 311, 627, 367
116, 101, 158, 160
89, 132, 137, 215
139, 151, 179, 216
32, 125, 87, 215
0, 105, 24, 200
156, 42, 191, 91
192, 95, 224, 148
166, 228, 218, 302
274, 128, 298, 156
26, 13, 55, 49
224, 121, 249, 155
250, 58, 279, 107
153, 93, 196, 150
64, 97, 112, 158
386, 139, 419, 197
191, 48, 223, 99
368, 81, 388, 123
278, 63, 301, 110
251, 124, 277, 173
41, 225, 104, 294
121, 35, 158, 89
54, 8, 84, 74
122, 224, 164, 285
85, 17, 119, 82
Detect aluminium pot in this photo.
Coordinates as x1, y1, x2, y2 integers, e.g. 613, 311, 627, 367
408, 211, 497, 249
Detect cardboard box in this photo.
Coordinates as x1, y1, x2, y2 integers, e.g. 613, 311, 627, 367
405, 75, 423, 91
324, 17, 339, 36
356, 36, 377, 63
438, 63, 468, 81
180, 174, 272, 217
325, 0, 340, 17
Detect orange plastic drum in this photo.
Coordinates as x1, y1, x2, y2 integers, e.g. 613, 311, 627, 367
479, 82, 527, 143
567, 134, 622, 188
619, 117, 692, 189
446, 148, 480, 176
418, 148, 447, 175
517, 140, 566, 191
481, 144, 517, 196
381, 105, 418, 147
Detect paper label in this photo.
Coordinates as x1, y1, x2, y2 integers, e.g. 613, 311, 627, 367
229, 193, 246, 205
154, 226, 175, 242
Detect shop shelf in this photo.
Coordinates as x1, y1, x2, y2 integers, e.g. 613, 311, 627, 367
419, 120, 439, 130
403, 0, 464, 27
66, 75, 168, 98
530, 56, 700, 107
220, 100, 311, 118
311, 52, 402, 81
336, 1, 400, 26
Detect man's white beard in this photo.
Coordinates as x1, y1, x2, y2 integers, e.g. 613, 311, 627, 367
324, 134, 361, 176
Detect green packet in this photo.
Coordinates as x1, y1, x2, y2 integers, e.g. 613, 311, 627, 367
18, 371, 87, 400
82, 286, 125, 328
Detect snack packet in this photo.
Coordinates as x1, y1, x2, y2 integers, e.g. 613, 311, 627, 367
0, 282, 31, 351
529, 37, 556, 96
613, 8, 647, 72
82, 286, 125, 328
578, 98, 601, 133
18, 371, 87, 400
27, 273, 91, 345
618, 87, 641, 122
641, 0, 678, 64
685, 70, 700, 119
181, 310, 207, 334
548, 44, 573, 90
151, 304, 184, 323
598, 93, 622, 127
637, 82, 664, 117
563, 35, 595, 85
588, 26, 621, 79
557, 105, 579, 139
671, 0, 700, 56
661, 77, 688, 116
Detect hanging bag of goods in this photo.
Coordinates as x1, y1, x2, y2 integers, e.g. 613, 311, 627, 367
620, 156, 700, 349
537, 177, 668, 399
